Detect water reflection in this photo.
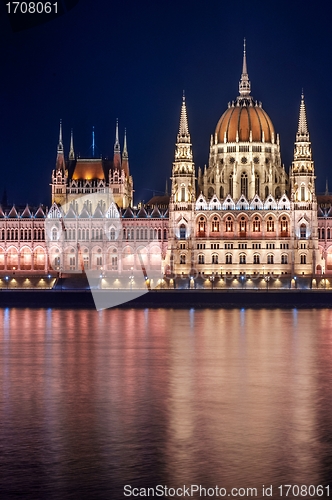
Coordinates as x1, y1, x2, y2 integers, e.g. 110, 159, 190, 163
0, 308, 332, 498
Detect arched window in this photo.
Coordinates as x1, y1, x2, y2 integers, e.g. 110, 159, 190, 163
208, 187, 214, 199
280, 216, 289, 236
212, 254, 218, 264
220, 186, 224, 199
225, 253, 232, 264
281, 254, 288, 264
265, 186, 269, 199
241, 172, 248, 198
225, 216, 233, 232
267, 254, 274, 264
112, 256, 118, 270
158, 229, 162, 240
275, 186, 281, 199
179, 224, 186, 239
239, 253, 246, 264
180, 254, 186, 265
328, 228, 331, 240
300, 254, 306, 264
255, 174, 260, 195
229, 174, 233, 197
198, 254, 205, 264
300, 224, 307, 239
211, 216, 219, 232
52, 228, 58, 241
198, 217, 206, 236
181, 186, 186, 202
253, 216, 260, 232
239, 216, 247, 233
253, 254, 260, 264
318, 228, 321, 239
110, 228, 115, 240
267, 217, 274, 232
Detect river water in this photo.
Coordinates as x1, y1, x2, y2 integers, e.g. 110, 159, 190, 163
0, 307, 332, 499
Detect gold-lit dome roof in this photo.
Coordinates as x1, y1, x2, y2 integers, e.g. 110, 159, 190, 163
215, 39, 275, 144
215, 102, 275, 143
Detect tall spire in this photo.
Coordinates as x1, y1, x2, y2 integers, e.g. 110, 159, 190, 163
175, 93, 192, 162
113, 119, 121, 170
122, 128, 129, 176
56, 119, 66, 172
239, 38, 251, 99
178, 91, 189, 138
296, 92, 309, 141
57, 119, 63, 153
293, 92, 312, 162
69, 129, 75, 160
123, 128, 128, 159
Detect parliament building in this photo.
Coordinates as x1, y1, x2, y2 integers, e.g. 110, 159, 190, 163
0, 45, 331, 289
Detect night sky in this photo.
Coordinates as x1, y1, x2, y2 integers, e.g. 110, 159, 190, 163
0, 0, 331, 207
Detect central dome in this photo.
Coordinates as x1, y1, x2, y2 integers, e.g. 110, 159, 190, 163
215, 40, 275, 144
215, 101, 275, 143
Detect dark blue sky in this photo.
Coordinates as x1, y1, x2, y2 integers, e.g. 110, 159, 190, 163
0, 0, 331, 206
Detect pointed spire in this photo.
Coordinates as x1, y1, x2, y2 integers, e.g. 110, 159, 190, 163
121, 128, 129, 176
165, 179, 169, 195
239, 38, 251, 99
57, 119, 63, 153
325, 178, 329, 196
114, 119, 120, 152
296, 92, 309, 140
174, 93, 193, 163
123, 128, 128, 159
178, 91, 190, 138
242, 37, 247, 74
56, 119, 66, 172
113, 119, 121, 170
69, 129, 75, 160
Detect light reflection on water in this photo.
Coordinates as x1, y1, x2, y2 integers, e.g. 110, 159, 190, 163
0, 308, 332, 499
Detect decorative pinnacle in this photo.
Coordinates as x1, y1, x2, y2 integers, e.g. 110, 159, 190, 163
179, 92, 189, 137
69, 128, 75, 159
57, 119, 63, 153
242, 38, 247, 74
239, 38, 251, 98
114, 119, 120, 153
297, 92, 309, 138
123, 128, 128, 158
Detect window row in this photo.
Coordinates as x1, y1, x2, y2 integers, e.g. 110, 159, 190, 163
179, 253, 307, 265
195, 216, 290, 236
318, 227, 332, 239
0, 228, 45, 241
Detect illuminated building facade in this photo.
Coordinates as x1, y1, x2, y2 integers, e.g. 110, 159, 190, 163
0, 44, 331, 287
167, 44, 322, 281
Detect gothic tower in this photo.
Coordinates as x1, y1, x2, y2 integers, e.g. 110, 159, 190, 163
168, 95, 196, 276
290, 93, 319, 274
51, 120, 68, 206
